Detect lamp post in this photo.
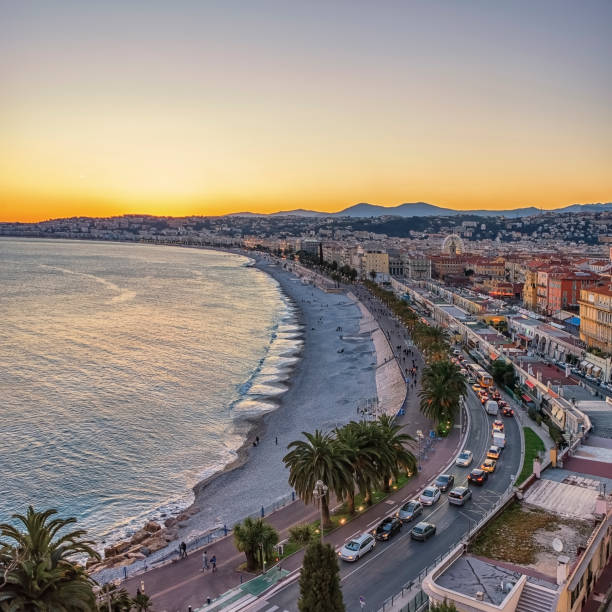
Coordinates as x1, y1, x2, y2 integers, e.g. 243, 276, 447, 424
416, 430, 424, 471
313, 480, 328, 543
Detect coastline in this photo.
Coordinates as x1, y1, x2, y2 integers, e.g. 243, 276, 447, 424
92, 250, 380, 580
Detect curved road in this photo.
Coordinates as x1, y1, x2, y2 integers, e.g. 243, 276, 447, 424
259, 386, 522, 612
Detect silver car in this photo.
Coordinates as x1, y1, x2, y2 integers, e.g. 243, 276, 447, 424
455, 450, 473, 467
337, 533, 375, 562
396, 499, 423, 523
448, 486, 472, 506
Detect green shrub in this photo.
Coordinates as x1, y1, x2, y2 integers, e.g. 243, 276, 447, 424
289, 523, 314, 544
528, 406, 538, 421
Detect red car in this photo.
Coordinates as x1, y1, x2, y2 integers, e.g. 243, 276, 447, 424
502, 406, 514, 417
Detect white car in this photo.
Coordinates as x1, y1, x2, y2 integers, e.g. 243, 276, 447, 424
337, 533, 375, 562
419, 486, 441, 506
455, 450, 473, 467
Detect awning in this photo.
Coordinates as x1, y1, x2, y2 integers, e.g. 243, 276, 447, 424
586, 363, 594, 373
580, 360, 588, 368
592, 366, 602, 376
522, 394, 535, 404
525, 380, 535, 389
517, 334, 530, 342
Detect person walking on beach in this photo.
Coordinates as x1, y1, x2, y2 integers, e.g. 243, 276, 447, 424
211, 555, 217, 572
202, 550, 209, 571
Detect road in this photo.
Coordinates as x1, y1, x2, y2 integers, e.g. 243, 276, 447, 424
257, 384, 522, 612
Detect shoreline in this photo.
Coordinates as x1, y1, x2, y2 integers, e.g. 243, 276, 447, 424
92, 249, 380, 580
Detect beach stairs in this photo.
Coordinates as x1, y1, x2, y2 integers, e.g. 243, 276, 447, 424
195, 567, 290, 611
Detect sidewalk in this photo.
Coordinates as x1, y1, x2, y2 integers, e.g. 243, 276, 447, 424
123, 283, 461, 611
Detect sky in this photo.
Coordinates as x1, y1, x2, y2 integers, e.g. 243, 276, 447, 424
1, 0, 611, 222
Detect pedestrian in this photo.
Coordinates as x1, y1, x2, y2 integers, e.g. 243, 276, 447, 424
211, 555, 217, 572
180, 541, 187, 559
202, 550, 209, 571
275, 436, 278, 445
256, 436, 260, 445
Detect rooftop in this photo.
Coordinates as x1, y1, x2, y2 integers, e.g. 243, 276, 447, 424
435, 555, 522, 605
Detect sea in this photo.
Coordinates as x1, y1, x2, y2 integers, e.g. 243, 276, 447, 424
0, 238, 298, 548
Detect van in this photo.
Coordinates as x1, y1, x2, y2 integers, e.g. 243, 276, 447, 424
485, 400, 498, 416
493, 432, 506, 448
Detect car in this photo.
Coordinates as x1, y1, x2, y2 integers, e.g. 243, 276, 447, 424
502, 406, 514, 417
373, 516, 402, 541
455, 450, 473, 467
396, 499, 423, 523
434, 473, 455, 492
487, 446, 501, 460
492, 419, 504, 432
481, 458, 497, 473
468, 468, 488, 485
492, 391, 501, 401
467, 376, 476, 384
338, 533, 375, 562
480, 394, 489, 405
410, 521, 437, 541
498, 399, 508, 408
448, 486, 472, 506
472, 383, 482, 392
419, 486, 441, 506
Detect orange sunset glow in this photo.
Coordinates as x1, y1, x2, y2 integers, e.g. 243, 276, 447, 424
2, 2, 611, 222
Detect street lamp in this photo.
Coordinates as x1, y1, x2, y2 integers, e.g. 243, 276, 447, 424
313, 480, 328, 542
416, 430, 424, 471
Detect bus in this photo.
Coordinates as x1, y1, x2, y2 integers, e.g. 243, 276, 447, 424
471, 364, 493, 388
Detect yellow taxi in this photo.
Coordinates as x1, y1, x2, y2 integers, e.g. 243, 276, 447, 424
481, 458, 497, 473
472, 383, 482, 392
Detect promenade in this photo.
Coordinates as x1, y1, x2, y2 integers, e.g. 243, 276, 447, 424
122, 275, 461, 611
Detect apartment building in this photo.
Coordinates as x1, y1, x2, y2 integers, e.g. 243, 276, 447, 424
579, 285, 612, 352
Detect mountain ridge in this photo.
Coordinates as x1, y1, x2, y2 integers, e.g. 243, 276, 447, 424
229, 201, 612, 219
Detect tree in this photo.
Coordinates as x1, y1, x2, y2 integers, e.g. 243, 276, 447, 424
97, 584, 133, 611
298, 541, 345, 612
491, 359, 516, 388
233, 517, 279, 573
283, 431, 349, 528
419, 360, 466, 429
0, 506, 100, 611
375, 415, 417, 491
415, 325, 449, 361
333, 422, 381, 512
132, 591, 153, 611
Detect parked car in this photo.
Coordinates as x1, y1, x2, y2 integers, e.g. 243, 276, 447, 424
419, 486, 441, 506
448, 486, 472, 506
396, 500, 423, 523
373, 516, 402, 541
502, 406, 514, 417
434, 473, 455, 492
492, 419, 504, 432
487, 446, 501, 460
481, 458, 497, 473
338, 533, 375, 562
468, 468, 488, 485
410, 521, 437, 541
455, 450, 473, 467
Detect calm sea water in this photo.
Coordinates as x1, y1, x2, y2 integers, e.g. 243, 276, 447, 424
0, 239, 295, 546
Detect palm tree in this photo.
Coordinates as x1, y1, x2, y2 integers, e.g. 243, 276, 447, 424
233, 517, 279, 573
283, 431, 347, 528
333, 423, 381, 514
0, 506, 100, 611
97, 584, 133, 611
415, 325, 449, 360
419, 360, 466, 428
376, 415, 417, 491
132, 591, 153, 611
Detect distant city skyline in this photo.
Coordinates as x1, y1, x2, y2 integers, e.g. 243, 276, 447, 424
2, 0, 611, 222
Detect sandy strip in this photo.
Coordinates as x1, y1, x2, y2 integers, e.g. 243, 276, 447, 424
347, 292, 407, 417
